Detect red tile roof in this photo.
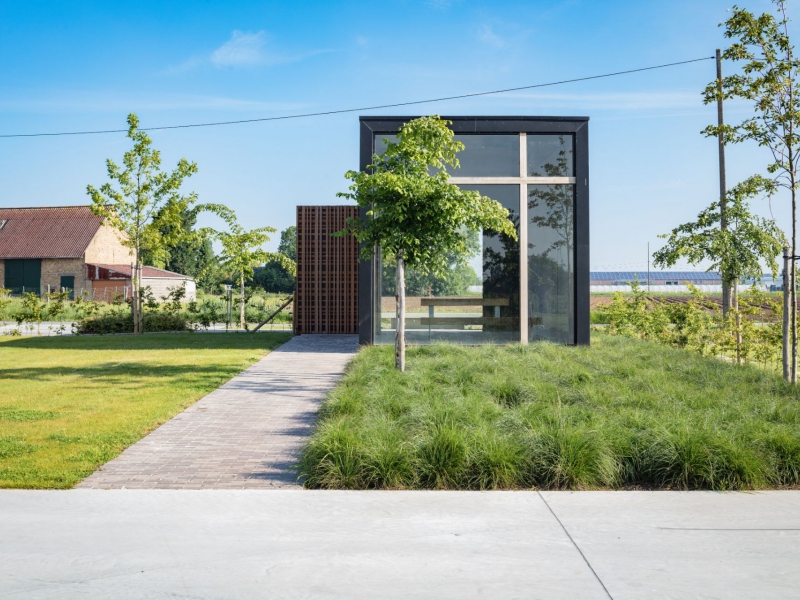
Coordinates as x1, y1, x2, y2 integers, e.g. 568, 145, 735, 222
88, 264, 192, 280
0, 206, 103, 259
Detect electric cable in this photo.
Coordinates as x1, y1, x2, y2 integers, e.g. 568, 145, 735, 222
0, 56, 714, 138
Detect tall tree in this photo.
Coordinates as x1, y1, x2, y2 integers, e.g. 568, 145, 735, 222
338, 116, 517, 371
704, 0, 800, 380
141, 205, 214, 277
278, 225, 297, 261
205, 211, 295, 328
87, 113, 201, 334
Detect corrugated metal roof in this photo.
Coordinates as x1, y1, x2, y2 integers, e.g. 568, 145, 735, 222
590, 271, 722, 281
88, 264, 192, 279
0, 206, 102, 259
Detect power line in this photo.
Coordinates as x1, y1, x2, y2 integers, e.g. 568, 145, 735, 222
0, 56, 714, 139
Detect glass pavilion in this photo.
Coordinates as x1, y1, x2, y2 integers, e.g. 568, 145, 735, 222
357, 116, 590, 346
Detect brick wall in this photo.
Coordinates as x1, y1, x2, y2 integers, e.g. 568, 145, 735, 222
295, 206, 359, 334
41, 258, 89, 295
84, 224, 134, 265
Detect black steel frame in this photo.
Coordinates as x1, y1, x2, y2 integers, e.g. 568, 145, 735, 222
357, 116, 590, 346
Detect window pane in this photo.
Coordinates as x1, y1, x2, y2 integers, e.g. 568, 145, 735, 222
374, 134, 520, 177
373, 184, 521, 345
528, 184, 574, 344
374, 134, 396, 157
452, 135, 519, 177
527, 135, 573, 177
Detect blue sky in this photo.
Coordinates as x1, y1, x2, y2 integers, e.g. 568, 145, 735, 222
0, 0, 784, 270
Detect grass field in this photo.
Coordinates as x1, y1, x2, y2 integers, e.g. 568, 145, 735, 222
0, 332, 291, 488
300, 333, 800, 491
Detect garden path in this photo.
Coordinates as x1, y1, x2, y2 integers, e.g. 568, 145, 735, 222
78, 334, 358, 489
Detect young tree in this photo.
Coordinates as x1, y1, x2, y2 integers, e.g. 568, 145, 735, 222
703, 0, 800, 379
206, 211, 295, 328
87, 113, 202, 334
653, 177, 786, 362
338, 116, 517, 371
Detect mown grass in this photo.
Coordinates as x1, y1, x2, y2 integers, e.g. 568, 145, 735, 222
300, 333, 800, 490
0, 332, 291, 488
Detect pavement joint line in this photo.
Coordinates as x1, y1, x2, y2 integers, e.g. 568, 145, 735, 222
537, 491, 614, 600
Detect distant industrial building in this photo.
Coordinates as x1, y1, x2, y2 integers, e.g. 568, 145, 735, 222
590, 271, 723, 287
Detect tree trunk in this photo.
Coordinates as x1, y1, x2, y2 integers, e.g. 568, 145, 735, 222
395, 250, 405, 372
784, 246, 791, 381
138, 262, 144, 334
239, 273, 246, 329
132, 253, 140, 335
734, 278, 742, 365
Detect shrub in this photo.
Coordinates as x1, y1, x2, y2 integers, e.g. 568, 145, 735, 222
77, 312, 189, 334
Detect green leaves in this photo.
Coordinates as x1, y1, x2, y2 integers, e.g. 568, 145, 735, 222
653, 175, 786, 284
337, 116, 517, 273
86, 112, 200, 262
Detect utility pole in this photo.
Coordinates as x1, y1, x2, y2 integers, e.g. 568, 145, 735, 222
716, 49, 731, 318
784, 246, 791, 380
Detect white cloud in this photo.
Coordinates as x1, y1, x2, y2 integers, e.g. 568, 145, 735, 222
161, 31, 334, 74
478, 25, 507, 49
211, 30, 267, 67
425, 0, 453, 10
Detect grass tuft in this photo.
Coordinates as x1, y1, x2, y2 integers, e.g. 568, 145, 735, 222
300, 333, 800, 490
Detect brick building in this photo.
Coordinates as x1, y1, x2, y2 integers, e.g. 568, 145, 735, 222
0, 206, 195, 300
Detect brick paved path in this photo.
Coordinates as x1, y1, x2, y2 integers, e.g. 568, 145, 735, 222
78, 335, 358, 489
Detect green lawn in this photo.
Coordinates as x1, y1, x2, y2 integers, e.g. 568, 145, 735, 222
0, 332, 291, 488
300, 333, 800, 491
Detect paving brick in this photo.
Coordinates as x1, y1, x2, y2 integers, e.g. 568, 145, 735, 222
78, 335, 357, 489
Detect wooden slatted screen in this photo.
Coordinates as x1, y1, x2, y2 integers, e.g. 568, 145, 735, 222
294, 206, 359, 335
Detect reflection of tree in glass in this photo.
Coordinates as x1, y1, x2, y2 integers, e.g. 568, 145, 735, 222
382, 229, 480, 296
482, 212, 520, 327
528, 135, 573, 336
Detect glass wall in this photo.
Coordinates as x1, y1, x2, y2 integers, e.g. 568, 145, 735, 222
371, 130, 576, 345
528, 185, 574, 344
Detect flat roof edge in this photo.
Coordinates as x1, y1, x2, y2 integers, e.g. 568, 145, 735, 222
359, 115, 590, 121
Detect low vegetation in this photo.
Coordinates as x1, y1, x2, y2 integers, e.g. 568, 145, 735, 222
597, 283, 783, 369
0, 287, 293, 334
300, 333, 800, 491
0, 332, 290, 488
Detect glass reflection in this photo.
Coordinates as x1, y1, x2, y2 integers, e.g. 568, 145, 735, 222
528, 135, 573, 177
453, 135, 519, 177
375, 134, 519, 177
373, 184, 520, 344
528, 184, 574, 344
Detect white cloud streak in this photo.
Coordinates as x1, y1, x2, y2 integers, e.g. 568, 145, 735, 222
211, 30, 267, 67
478, 25, 507, 49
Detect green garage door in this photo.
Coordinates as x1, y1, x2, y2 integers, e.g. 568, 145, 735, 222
4, 259, 42, 296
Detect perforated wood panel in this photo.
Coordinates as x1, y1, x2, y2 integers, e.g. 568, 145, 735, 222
294, 206, 359, 335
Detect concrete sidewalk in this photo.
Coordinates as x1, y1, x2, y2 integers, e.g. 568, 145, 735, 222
1, 490, 797, 599
78, 335, 358, 489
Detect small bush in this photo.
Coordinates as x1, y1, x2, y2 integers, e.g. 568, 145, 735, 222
77, 312, 189, 334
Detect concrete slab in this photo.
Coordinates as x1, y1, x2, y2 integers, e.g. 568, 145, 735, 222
542, 491, 800, 600
78, 335, 358, 489
2, 490, 798, 599
0, 490, 606, 600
